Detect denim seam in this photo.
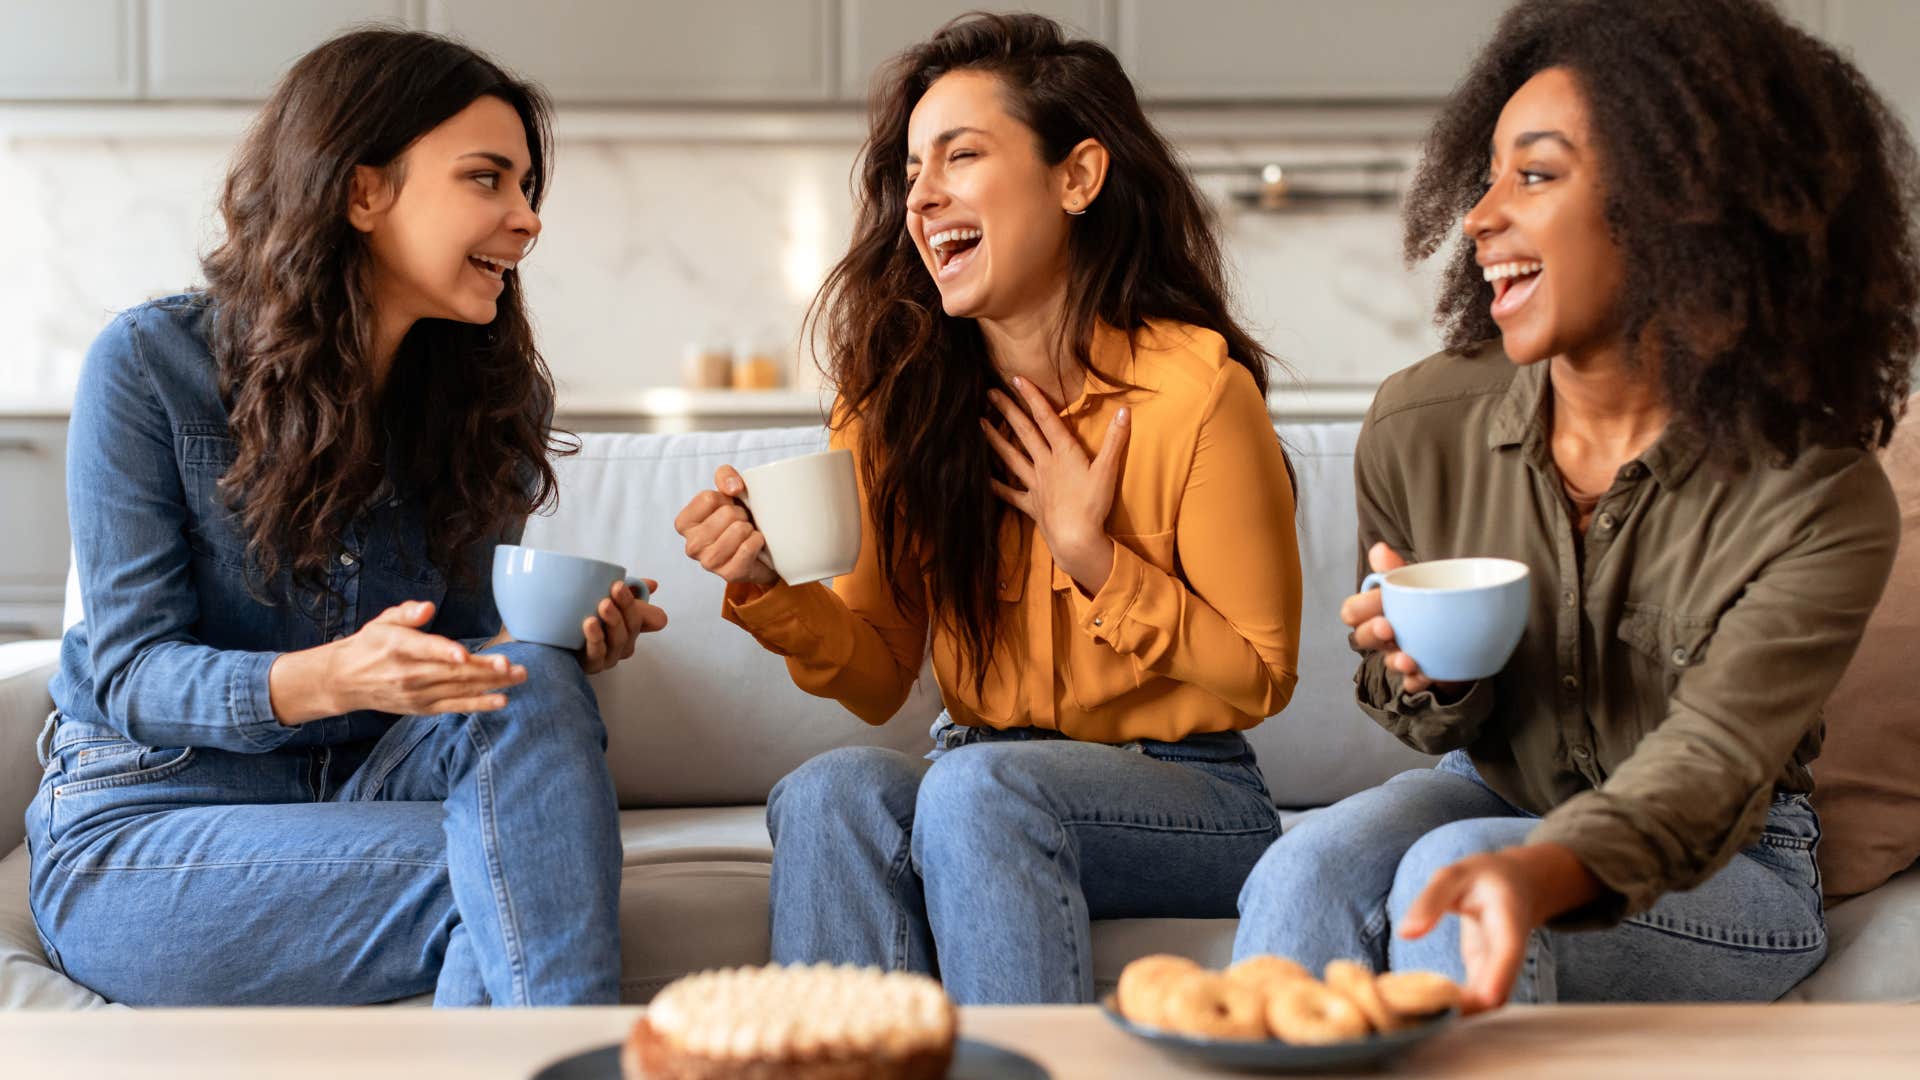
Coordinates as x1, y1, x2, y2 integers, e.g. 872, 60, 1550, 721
51, 748, 197, 797
1054, 816, 1278, 836
1045, 812, 1081, 997
466, 716, 530, 1006
885, 816, 917, 971
1621, 912, 1826, 952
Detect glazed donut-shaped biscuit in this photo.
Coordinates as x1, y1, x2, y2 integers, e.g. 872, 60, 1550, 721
1374, 971, 1462, 1019
1325, 960, 1402, 1033
1158, 973, 1269, 1041
1225, 955, 1313, 993
1116, 954, 1202, 1029
1262, 979, 1372, 1045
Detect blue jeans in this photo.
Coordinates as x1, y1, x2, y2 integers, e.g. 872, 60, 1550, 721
766, 717, 1282, 1005
24, 641, 623, 1006
1232, 751, 1827, 1001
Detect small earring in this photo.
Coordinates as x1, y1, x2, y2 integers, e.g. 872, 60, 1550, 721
1066, 203, 1087, 216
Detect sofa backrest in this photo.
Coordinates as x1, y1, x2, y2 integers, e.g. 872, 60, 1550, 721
524, 423, 1429, 810
59, 421, 1431, 810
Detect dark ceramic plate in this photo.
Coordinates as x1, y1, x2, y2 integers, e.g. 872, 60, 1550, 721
1099, 996, 1455, 1073
530, 1036, 1049, 1079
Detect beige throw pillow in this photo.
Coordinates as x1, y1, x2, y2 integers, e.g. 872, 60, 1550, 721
1812, 394, 1920, 900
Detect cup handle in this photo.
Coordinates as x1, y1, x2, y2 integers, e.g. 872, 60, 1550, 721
623, 576, 651, 605
1360, 571, 1387, 594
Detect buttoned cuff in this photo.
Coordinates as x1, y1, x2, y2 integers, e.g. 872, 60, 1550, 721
233, 651, 297, 752
722, 580, 825, 657
1072, 539, 1146, 649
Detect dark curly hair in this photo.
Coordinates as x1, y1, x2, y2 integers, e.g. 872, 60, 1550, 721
202, 29, 569, 614
811, 11, 1280, 690
1405, 0, 1918, 464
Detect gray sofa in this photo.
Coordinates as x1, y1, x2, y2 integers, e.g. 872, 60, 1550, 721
3, 420, 1915, 1008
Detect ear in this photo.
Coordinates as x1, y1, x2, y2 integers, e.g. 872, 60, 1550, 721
1058, 138, 1110, 215
346, 164, 396, 234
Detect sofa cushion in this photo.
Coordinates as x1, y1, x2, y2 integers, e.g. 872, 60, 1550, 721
0, 845, 119, 1009
1811, 396, 1920, 899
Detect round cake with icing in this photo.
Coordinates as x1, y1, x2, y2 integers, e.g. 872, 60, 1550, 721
623, 964, 957, 1080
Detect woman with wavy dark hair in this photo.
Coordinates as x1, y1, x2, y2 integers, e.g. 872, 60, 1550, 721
25, 29, 664, 1006
675, 13, 1302, 1003
1236, 0, 1915, 1012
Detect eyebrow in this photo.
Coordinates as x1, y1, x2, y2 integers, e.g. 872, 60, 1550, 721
906, 126, 987, 166
1497, 130, 1577, 154
457, 151, 524, 171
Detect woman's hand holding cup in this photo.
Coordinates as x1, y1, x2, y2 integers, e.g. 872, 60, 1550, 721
675, 465, 780, 587
1343, 542, 1446, 695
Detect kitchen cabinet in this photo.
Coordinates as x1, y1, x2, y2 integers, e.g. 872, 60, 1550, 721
837, 0, 1111, 100
145, 0, 412, 100
0, 0, 139, 100
1114, 0, 1511, 101
0, 420, 70, 643
425, 0, 835, 104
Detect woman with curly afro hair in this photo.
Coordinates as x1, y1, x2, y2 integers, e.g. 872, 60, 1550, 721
1235, 0, 1915, 1012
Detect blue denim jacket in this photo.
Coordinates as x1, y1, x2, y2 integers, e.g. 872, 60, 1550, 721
50, 294, 518, 754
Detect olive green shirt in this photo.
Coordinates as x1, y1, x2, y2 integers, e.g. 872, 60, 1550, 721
1354, 344, 1900, 925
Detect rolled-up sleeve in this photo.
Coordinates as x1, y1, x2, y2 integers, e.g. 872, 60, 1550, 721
1350, 401, 1495, 750
67, 312, 295, 753
1533, 453, 1900, 925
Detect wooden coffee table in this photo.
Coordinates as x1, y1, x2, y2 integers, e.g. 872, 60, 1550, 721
0, 1003, 1913, 1078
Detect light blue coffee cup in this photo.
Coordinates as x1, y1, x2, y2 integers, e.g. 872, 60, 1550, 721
1360, 557, 1531, 682
492, 545, 650, 651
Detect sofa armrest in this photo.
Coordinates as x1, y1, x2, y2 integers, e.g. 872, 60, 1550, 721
0, 640, 60, 857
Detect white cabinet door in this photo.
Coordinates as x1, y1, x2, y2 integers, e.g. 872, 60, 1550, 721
0, 0, 138, 99
1116, 0, 1512, 101
837, 0, 1111, 100
145, 0, 413, 100
427, 0, 835, 103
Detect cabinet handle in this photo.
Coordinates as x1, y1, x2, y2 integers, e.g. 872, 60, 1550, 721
0, 438, 41, 453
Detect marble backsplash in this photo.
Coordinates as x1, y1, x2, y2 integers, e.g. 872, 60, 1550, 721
0, 114, 1446, 411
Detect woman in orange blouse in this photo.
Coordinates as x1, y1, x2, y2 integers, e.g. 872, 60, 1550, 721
673, 13, 1302, 1004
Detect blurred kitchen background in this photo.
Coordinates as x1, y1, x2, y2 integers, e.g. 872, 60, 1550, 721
1, 0, 1916, 640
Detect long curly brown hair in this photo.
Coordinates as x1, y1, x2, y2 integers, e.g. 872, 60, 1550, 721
201, 29, 567, 608
1405, 0, 1918, 464
811, 12, 1280, 689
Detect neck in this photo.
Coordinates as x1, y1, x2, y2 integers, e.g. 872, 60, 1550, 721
1547, 338, 1670, 458
978, 278, 1077, 404
367, 306, 416, 394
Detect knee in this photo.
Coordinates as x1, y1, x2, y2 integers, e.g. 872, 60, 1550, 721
1388, 819, 1512, 913
913, 744, 1053, 843
1235, 821, 1344, 911
769, 747, 921, 835
482, 641, 603, 744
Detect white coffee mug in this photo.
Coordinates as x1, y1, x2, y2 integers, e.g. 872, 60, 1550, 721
739, 449, 862, 585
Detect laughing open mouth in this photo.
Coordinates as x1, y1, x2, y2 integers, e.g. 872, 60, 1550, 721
929, 227, 982, 279
1485, 259, 1543, 318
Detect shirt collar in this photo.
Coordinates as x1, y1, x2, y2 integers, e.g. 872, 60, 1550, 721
1485, 351, 1706, 489
1062, 322, 1138, 415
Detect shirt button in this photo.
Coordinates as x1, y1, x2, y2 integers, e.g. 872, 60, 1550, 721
1562, 674, 1580, 691
1562, 590, 1576, 608
338, 552, 357, 566
1621, 463, 1642, 479
1595, 512, 1616, 531
1092, 616, 1104, 627
1670, 648, 1690, 667
1573, 745, 1592, 761
329, 633, 345, 643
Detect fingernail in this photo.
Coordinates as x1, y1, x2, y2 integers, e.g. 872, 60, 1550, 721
1012, 376, 1024, 388
1117, 407, 1130, 424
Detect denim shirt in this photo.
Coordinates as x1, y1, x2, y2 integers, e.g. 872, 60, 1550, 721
50, 294, 518, 753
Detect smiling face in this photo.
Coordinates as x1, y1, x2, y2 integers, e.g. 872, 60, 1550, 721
353, 94, 541, 328
1463, 67, 1626, 365
904, 70, 1085, 321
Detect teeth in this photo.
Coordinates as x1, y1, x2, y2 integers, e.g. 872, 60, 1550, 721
471, 254, 517, 273
928, 227, 982, 252
1481, 260, 1543, 282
